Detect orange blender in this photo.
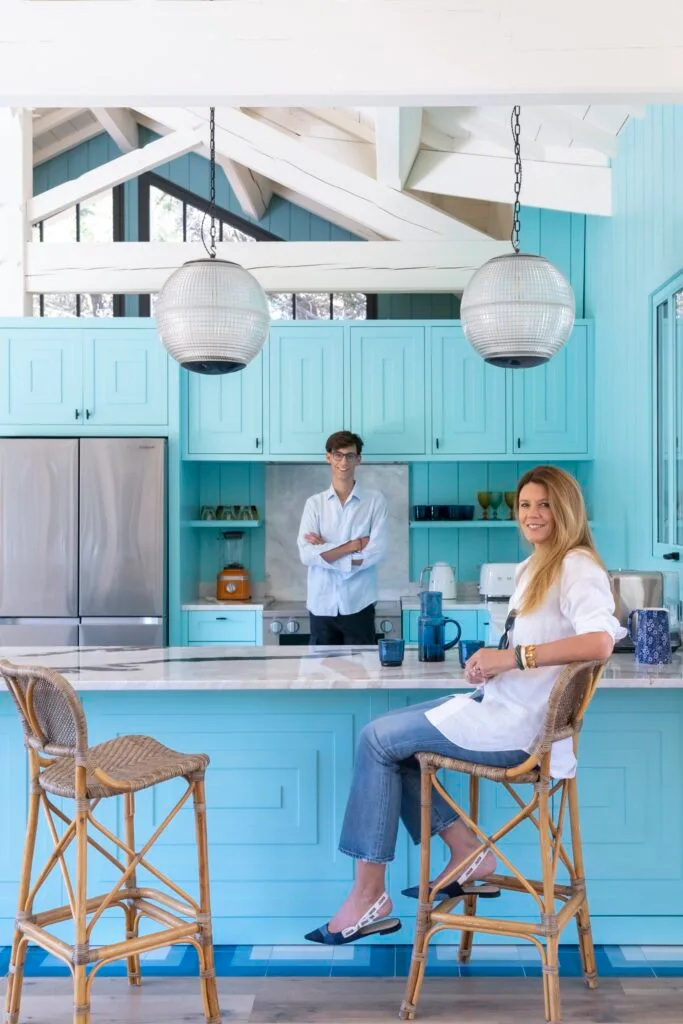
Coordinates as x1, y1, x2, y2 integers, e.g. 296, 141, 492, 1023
216, 531, 251, 601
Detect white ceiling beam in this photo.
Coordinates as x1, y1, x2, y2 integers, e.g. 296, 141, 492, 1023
32, 107, 86, 136
374, 108, 422, 190
530, 106, 620, 156
29, 128, 203, 224
271, 186, 386, 241
33, 120, 104, 166
2, 3, 681, 106
90, 108, 139, 153
247, 108, 375, 175
306, 108, 375, 143
0, 109, 32, 315
26, 239, 511, 295
444, 108, 547, 161
408, 151, 612, 216
135, 107, 492, 242
215, 157, 273, 221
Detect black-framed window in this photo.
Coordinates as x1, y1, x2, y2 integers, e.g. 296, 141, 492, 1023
33, 186, 125, 318
139, 173, 375, 320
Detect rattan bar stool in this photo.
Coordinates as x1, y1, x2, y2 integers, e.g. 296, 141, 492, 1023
400, 660, 605, 1024
0, 660, 222, 1024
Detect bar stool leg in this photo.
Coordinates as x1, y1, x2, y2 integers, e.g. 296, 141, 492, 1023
123, 792, 142, 988
538, 778, 561, 1024
73, 771, 91, 1024
567, 777, 597, 988
5, 763, 41, 1024
192, 774, 222, 1024
458, 775, 480, 964
400, 767, 434, 1021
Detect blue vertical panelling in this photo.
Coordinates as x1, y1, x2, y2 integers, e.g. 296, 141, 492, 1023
585, 105, 683, 572
33, 133, 122, 194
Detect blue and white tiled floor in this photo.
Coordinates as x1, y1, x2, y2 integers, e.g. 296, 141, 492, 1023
2, 944, 683, 979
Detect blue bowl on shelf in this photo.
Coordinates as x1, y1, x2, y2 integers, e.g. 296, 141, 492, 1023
447, 505, 474, 520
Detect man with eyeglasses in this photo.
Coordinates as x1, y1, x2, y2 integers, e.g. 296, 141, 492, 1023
297, 430, 389, 646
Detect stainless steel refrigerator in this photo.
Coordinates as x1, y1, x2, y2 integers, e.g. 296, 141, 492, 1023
0, 438, 166, 646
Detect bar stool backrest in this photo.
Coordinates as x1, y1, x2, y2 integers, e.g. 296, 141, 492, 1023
527, 659, 604, 761
0, 659, 88, 764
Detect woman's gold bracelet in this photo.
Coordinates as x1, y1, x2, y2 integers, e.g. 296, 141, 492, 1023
524, 644, 538, 669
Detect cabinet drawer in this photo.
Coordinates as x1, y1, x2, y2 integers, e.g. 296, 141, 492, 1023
188, 611, 259, 644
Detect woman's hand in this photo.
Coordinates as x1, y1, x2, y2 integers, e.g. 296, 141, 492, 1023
465, 647, 516, 684
305, 532, 325, 545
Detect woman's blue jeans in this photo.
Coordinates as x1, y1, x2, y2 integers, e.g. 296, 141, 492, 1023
338, 697, 528, 864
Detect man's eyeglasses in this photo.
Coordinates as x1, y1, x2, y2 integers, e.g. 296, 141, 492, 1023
498, 610, 517, 650
330, 450, 359, 463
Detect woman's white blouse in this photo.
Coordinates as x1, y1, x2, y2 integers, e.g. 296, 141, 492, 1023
425, 551, 627, 779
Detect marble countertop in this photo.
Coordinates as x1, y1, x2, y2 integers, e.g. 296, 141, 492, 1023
0, 647, 682, 691
181, 599, 271, 611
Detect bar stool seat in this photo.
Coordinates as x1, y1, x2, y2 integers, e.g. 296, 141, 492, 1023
0, 659, 222, 1024
400, 660, 605, 1024
39, 735, 210, 799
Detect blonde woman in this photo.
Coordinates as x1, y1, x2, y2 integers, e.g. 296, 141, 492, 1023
306, 465, 626, 946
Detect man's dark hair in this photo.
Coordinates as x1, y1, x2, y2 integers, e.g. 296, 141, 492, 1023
325, 430, 364, 455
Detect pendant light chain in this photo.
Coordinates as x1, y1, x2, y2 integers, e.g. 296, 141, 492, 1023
208, 107, 217, 259
510, 105, 522, 254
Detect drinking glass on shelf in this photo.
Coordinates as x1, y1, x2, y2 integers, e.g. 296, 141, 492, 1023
477, 491, 491, 520
504, 491, 516, 520
238, 506, 252, 520
488, 492, 502, 520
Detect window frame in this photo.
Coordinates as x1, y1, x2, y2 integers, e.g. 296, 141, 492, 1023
651, 268, 683, 558
138, 172, 376, 320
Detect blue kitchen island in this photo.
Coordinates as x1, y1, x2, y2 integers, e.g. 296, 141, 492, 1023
0, 646, 681, 947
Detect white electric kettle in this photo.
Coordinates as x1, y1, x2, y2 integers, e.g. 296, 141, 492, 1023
419, 562, 457, 599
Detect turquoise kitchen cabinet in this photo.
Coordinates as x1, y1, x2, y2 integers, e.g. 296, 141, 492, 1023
512, 325, 590, 456
268, 325, 345, 456
430, 325, 507, 455
83, 327, 168, 426
349, 325, 426, 455
0, 320, 169, 430
0, 326, 82, 426
186, 352, 264, 456
187, 610, 261, 644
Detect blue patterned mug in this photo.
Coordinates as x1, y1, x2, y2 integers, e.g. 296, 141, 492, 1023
628, 607, 671, 665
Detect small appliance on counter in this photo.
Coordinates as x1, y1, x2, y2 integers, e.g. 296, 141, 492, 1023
479, 563, 517, 602
216, 531, 251, 602
609, 570, 681, 652
419, 562, 457, 599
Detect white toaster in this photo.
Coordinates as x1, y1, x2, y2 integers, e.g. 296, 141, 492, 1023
479, 563, 517, 600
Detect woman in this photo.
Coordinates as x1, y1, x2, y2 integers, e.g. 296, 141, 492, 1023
306, 465, 626, 946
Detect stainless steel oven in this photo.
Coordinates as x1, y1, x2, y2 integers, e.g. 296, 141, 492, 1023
263, 601, 402, 646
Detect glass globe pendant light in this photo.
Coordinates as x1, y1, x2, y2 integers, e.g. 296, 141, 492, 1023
461, 106, 575, 368
155, 108, 270, 374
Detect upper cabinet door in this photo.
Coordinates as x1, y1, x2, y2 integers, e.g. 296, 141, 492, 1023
512, 325, 590, 456
349, 325, 426, 455
268, 325, 345, 456
0, 328, 82, 425
186, 351, 264, 456
430, 326, 507, 455
83, 327, 168, 426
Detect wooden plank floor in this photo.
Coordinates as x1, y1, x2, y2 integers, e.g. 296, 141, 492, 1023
3, 976, 683, 1023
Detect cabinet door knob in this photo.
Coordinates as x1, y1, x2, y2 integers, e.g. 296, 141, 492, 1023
663, 551, 680, 561
216, 616, 227, 620
517, 437, 521, 449
85, 409, 92, 420
74, 409, 81, 420
255, 437, 260, 449
435, 437, 440, 450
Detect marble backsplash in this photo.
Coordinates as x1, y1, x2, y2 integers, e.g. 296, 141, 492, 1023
265, 464, 410, 600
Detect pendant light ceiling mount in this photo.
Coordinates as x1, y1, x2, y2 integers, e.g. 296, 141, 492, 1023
155, 107, 270, 375
461, 106, 575, 369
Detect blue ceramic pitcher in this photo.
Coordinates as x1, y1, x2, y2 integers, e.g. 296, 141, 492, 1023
628, 607, 671, 665
418, 590, 462, 663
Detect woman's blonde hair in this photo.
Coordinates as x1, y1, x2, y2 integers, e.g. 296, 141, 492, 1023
515, 465, 603, 614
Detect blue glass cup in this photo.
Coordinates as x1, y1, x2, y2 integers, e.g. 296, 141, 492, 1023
458, 640, 485, 668
378, 638, 405, 667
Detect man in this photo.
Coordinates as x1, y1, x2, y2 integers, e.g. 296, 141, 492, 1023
297, 430, 388, 646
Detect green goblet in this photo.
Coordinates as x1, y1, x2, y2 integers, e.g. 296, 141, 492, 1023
488, 492, 503, 521
477, 491, 491, 520
504, 491, 516, 520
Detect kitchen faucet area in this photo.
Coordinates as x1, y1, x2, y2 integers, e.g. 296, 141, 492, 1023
1, 8, 683, 1020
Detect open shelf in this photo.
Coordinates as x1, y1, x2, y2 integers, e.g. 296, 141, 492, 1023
183, 520, 262, 528
410, 520, 517, 528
